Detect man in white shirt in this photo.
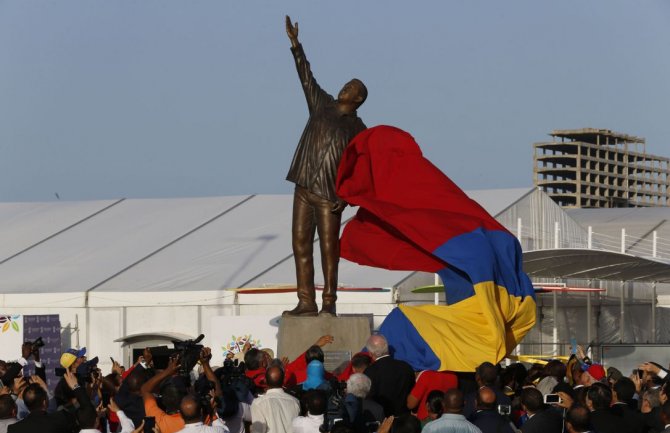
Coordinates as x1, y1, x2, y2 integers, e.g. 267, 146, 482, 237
250, 366, 300, 433
175, 394, 229, 433
291, 390, 326, 433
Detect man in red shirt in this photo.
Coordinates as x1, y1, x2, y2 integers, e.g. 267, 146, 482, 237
407, 370, 458, 421
244, 349, 269, 393
284, 335, 336, 387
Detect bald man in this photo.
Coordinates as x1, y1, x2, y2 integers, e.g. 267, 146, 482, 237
470, 387, 515, 433
363, 335, 415, 417
422, 389, 482, 433
175, 394, 229, 433
250, 366, 300, 433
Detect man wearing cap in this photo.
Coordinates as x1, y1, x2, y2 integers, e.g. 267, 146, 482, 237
578, 364, 606, 387
53, 347, 88, 410
60, 347, 87, 373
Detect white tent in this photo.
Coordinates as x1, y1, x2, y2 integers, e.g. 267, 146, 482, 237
5, 187, 666, 366
0, 189, 531, 366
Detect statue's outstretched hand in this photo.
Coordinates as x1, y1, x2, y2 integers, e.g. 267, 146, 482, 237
285, 15, 299, 47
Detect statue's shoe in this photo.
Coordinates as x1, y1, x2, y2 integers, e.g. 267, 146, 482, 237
318, 303, 336, 317
282, 303, 318, 317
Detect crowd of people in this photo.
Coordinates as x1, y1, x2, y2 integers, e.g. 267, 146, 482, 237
0, 334, 669, 433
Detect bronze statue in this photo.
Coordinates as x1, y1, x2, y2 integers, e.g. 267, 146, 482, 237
282, 16, 367, 317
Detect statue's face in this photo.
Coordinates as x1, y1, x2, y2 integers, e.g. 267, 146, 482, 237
337, 80, 364, 105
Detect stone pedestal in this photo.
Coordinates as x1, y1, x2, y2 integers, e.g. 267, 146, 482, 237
278, 315, 372, 370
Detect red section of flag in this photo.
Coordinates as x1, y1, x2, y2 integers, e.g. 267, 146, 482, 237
336, 125, 505, 271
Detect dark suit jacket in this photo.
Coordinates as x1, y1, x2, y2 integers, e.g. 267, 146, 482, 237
590, 408, 631, 433
7, 387, 92, 433
463, 388, 511, 419
644, 407, 664, 433
364, 356, 415, 417
520, 408, 563, 433
471, 410, 515, 433
611, 402, 645, 433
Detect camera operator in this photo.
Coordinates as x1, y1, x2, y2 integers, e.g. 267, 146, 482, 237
0, 341, 46, 395
115, 349, 153, 427
141, 355, 186, 433
469, 386, 515, 433
213, 360, 252, 433
18, 340, 46, 383
175, 393, 229, 433
8, 369, 94, 433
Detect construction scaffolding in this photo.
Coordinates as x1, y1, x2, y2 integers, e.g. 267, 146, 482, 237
533, 128, 670, 208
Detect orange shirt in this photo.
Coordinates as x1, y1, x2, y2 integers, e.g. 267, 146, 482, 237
144, 395, 186, 433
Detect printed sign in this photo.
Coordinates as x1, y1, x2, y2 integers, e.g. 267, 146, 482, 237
0, 314, 24, 362
209, 315, 279, 367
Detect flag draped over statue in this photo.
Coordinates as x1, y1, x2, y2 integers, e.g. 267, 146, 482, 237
336, 125, 536, 372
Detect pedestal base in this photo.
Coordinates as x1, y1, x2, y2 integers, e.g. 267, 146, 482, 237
278, 315, 372, 370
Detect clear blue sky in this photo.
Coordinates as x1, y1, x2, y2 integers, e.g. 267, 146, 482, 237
1, 0, 669, 202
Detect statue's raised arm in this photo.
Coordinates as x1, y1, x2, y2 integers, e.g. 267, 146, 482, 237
285, 15, 299, 48
285, 15, 332, 114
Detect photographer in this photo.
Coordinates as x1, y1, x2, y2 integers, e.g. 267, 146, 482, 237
213, 360, 252, 433
469, 386, 515, 433
8, 369, 94, 433
18, 340, 46, 383
115, 349, 153, 427
175, 394, 229, 433
140, 355, 186, 433
0, 341, 46, 396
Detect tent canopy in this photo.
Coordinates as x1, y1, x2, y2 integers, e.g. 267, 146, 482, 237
0, 189, 532, 300
524, 249, 670, 282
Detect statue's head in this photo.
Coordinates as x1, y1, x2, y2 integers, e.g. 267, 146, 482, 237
337, 78, 367, 109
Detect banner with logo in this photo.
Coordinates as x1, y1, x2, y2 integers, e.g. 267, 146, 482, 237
209, 315, 279, 367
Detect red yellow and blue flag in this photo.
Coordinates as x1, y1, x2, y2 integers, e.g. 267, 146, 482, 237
336, 125, 536, 372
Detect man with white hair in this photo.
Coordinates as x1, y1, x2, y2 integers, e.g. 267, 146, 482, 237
363, 334, 415, 417
344, 373, 385, 427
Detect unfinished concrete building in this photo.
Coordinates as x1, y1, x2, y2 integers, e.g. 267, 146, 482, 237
533, 128, 670, 208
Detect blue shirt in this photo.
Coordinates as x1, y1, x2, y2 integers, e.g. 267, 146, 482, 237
422, 414, 483, 433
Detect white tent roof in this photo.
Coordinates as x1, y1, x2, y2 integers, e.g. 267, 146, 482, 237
524, 249, 670, 282
566, 207, 670, 259
0, 189, 532, 306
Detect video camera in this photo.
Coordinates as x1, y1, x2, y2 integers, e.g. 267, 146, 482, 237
25, 337, 45, 350
172, 334, 205, 377
76, 357, 100, 383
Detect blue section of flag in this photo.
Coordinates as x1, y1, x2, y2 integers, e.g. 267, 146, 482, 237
436, 265, 474, 305
378, 308, 440, 371
433, 228, 535, 300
